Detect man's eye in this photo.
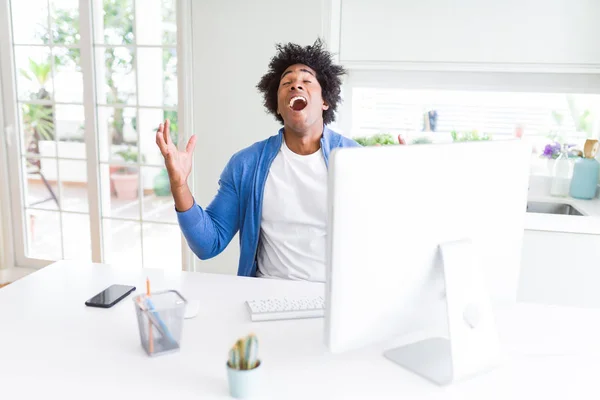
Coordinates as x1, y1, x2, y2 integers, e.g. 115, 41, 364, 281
304, 80, 311, 84
282, 82, 291, 86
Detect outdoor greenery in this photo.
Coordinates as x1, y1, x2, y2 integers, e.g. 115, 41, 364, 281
354, 129, 493, 147
21, 0, 177, 156
114, 146, 146, 173
354, 133, 397, 146
450, 130, 492, 142
547, 95, 594, 144
410, 137, 433, 145
19, 58, 54, 155
48, 0, 135, 145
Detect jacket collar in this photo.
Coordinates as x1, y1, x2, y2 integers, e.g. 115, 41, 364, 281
269, 125, 338, 164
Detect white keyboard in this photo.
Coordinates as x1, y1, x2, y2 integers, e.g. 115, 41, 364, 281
245, 296, 325, 321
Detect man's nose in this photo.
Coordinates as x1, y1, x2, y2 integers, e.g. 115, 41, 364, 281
291, 84, 304, 91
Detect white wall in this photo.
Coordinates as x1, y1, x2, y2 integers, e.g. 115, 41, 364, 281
191, 0, 328, 274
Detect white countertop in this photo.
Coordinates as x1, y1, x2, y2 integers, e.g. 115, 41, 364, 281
525, 193, 600, 235
2, 261, 600, 399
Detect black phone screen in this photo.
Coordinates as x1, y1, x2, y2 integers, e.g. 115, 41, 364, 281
85, 284, 136, 308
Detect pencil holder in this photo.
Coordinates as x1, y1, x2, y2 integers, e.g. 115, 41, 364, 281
226, 360, 262, 398
133, 290, 187, 357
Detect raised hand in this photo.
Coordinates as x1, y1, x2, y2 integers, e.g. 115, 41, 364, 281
155, 119, 197, 190
155, 119, 196, 211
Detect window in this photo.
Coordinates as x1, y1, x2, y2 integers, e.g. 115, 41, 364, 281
348, 87, 600, 176
1, 0, 190, 270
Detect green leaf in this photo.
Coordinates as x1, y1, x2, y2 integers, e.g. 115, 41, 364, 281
353, 133, 397, 146
450, 130, 492, 142
411, 137, 433, 145
22, 103, 54, 141
19, 68, 32, 81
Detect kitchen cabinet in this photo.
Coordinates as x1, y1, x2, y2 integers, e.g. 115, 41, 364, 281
518, 229, 600, 308
339, 0, 600, 72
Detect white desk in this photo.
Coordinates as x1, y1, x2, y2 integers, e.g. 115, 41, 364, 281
1, 261, 599, 399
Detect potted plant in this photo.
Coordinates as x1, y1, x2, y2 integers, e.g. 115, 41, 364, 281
353, 133, 398, 146
111, 147, 143, 200
539, 141, 581, 175
450, 130, 493, 142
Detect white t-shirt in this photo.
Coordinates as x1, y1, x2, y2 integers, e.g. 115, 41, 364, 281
256, 139, 328, 282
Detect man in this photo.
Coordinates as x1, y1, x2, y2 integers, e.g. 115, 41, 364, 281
155, 39, 402, 282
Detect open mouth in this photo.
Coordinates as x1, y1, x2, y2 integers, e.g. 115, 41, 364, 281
289, 96, 307, 111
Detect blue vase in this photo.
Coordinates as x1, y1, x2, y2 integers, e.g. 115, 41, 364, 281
569, 157, 600, 200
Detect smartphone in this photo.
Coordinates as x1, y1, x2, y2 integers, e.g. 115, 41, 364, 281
85, 284, 136, 308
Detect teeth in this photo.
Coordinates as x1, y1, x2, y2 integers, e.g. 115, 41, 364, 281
289, 96, 307, 108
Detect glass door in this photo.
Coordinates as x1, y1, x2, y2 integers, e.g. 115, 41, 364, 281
0, 0, 190, 270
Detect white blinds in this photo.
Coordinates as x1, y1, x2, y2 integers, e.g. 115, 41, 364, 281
350, 88, 591, 139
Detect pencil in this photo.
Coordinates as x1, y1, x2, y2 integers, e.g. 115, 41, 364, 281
145, 298, 176, 343
147, 277, 153, 354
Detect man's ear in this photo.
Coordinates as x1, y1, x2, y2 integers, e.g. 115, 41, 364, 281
322, 102, 330, 111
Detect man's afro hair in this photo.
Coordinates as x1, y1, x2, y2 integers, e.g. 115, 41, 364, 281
256, 38, 346, 125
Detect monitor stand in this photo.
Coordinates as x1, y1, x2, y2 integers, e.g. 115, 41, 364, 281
384, 238, 502, 386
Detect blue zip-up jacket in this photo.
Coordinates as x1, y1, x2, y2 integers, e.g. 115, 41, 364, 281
176, 126, 360, 276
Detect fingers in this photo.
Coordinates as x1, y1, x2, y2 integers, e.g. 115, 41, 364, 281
398, 134, 406, 145
164, 119, 173, 146
155, 123, 168, 155
186, 134, 197, 154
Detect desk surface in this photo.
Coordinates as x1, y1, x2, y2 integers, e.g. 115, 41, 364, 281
1, 261, 599, 399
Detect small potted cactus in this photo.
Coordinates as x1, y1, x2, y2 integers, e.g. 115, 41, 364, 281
226, 333, 261, 398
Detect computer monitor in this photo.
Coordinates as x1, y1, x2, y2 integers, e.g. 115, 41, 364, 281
324, 139, 531, 385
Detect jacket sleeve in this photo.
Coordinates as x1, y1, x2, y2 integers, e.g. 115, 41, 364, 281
176, 158, 240, 260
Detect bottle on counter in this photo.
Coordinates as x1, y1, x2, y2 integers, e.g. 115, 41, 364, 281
550, 143, 573, 197
569, 139, 600, 200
